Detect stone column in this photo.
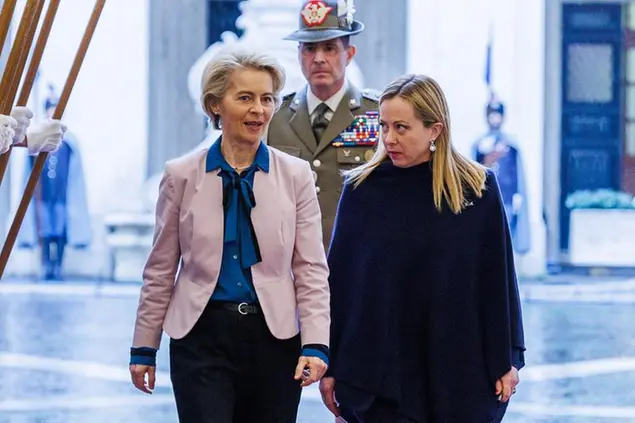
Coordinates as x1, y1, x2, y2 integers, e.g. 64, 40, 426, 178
146, 0, 208, 177
352, 0, 408, 90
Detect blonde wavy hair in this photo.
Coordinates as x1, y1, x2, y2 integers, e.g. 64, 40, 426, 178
200, 46, 286, 130
344, 74, 487, 214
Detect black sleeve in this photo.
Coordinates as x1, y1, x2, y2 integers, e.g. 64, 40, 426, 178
480, 170, 526, 383
324, 181, 354, 377
512, 347, 525, 370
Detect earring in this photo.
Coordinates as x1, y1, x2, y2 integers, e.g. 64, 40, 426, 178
429, 139, 437, 152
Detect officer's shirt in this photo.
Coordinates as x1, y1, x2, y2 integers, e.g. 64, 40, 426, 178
306, 80, 348, 123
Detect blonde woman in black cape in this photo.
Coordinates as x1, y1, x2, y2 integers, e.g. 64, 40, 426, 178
319, 74, 525, 423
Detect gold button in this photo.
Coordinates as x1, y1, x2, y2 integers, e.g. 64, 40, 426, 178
365, 150, 374, 161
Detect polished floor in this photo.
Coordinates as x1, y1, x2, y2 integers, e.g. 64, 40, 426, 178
1, 277, 634, 422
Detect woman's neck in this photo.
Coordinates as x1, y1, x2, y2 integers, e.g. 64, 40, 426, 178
221, 137, 259, 171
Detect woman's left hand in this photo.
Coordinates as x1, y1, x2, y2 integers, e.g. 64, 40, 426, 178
495, 366, 519, 403
294, 356, 328, 387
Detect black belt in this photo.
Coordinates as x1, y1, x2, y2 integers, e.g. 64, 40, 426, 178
210, 301, 261, 315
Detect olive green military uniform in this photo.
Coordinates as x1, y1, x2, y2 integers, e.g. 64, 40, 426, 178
267, 84, 379, 248
272, 0, 377, 248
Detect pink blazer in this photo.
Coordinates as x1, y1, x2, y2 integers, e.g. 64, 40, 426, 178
132, 145, 330, 350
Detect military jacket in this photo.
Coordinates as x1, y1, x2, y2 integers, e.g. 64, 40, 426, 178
267, 83, 379, 248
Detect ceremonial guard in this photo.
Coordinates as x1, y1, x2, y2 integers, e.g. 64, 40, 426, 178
267, 0, 379, 248
472, 98, 530, 254
18, 88, 92, 280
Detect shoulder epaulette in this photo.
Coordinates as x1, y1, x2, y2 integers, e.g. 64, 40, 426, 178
362, 88, 380, 102
282, 92, 296, 102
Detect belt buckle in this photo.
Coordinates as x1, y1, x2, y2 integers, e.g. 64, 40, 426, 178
237, 302, 249, 315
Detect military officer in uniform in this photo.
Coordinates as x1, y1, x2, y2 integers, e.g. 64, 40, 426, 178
267, 0, 379, 248
472, 98, 530, 255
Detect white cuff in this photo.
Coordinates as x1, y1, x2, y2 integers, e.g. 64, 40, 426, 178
0, 114, 18, 154
26, 119, 66, 156
10, 106, 33, 145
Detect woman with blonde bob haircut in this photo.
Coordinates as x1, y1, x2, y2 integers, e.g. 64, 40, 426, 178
319, 74, 526, 423
129, 46, 331, 423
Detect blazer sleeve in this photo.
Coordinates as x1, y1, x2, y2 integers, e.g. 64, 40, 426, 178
132, 165, 182, 349
480, 170, 526, 384
291, 161, 331, 347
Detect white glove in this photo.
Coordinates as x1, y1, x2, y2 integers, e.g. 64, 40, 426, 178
0, 114, 18, 154
512, 193, 523, 214
26, 119, 67, 156
10, 106, 33, 145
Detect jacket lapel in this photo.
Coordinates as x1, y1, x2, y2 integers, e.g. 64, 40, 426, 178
191, 163, 225, 274
251, 170, 275, 238
314, 84, 362, 157
288, 87, 318, 154
250, 161, 282, 273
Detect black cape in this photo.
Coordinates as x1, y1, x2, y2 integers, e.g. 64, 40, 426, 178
327, 160, 525, 422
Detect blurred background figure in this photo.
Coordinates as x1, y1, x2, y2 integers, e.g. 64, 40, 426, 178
18, 84, 92, 280
472, 97, 530, 256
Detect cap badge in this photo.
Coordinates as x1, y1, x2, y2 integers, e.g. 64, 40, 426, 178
301, 1, 333, 27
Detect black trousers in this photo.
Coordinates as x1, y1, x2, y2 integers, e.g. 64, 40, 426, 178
169, 302, 302, 423
340, 398, 416, 423
341, 397, 509, 423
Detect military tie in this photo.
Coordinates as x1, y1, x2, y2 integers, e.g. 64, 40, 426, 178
312, 102, 330, 144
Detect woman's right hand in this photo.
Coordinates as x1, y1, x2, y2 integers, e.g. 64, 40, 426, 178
319, 376, 340, 416
129, 364, 156, 394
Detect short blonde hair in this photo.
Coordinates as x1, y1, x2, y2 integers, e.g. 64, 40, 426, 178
200, 46, 286, 129
345, 74, 487, 214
